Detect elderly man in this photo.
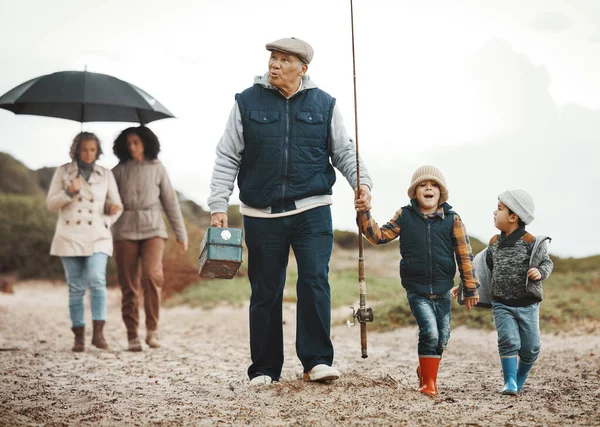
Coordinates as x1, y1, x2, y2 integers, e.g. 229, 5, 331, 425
208, 37, 372, 386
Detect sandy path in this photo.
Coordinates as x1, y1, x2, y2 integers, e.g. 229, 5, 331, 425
1, 281, 599, 426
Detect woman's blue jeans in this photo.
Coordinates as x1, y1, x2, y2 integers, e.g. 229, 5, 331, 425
407, 290, 452, 356
492, 301, 541, 364
61, 253, 109, 328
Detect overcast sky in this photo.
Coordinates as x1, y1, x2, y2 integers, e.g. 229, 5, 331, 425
0, 0, 599, 257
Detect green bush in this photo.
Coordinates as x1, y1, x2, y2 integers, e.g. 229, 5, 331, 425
0, 193, 64, 278
550, 254, 600, 274
334, 229, 360, 249
468, 236, 486, 255
0, 153, 43, 196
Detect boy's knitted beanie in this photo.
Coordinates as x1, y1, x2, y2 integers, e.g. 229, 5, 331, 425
407, 165, 449, 205
498, 190, 535, 225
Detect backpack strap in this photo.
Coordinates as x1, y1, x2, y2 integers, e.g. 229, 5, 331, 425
489, 234, 500, 245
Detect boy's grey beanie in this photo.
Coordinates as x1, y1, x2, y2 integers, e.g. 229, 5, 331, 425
498, 190, 535, 225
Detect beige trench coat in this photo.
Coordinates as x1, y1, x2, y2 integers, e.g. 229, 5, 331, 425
46, 162, 123, 257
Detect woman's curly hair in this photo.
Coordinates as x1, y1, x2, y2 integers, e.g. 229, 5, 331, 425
69, 132, 102, 161
113, 126, 161, 163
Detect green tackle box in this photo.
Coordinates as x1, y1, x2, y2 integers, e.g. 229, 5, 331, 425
198, 227, 243, 279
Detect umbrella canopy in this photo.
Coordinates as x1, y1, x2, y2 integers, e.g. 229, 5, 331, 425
0, 71, 174, 124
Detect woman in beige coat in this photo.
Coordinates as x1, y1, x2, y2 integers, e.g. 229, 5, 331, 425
112, 126, 188, 351
46, 132, 123, 352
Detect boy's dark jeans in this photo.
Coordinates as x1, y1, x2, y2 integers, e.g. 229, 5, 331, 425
407, 290, 452, 355
244, 206, 334, 381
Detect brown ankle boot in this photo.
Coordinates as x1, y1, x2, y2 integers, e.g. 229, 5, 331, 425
72, 326, 85, 352
127, 330, 142, 352
91, 320, 109, 349
146, 330, 161, 349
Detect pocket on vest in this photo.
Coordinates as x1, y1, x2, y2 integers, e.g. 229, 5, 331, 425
400, 259, 428, 281
437, 258, 457, 279
247, 110, 281, 137
296, 111, 328, 139
287, 172, 330, 196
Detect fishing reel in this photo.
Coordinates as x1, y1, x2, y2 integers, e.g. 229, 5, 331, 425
346, 305, 374, 328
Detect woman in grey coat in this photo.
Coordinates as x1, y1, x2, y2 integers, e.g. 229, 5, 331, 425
46, 132, 123, 352
112, 126, 188, 351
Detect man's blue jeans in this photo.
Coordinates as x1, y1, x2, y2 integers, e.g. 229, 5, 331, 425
492, 301, 541, 364
407, 290, 452, 356
61, 253, 109, 328
243, 206, 334, 381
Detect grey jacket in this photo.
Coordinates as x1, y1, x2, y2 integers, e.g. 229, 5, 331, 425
525, 235, 553, 300
463, 235, 553, 307
208, 74, 373, 217
47, 162, 122, 257
111, 159, 187, 243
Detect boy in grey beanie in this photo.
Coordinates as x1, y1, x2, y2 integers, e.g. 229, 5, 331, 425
486, 189, 553, 395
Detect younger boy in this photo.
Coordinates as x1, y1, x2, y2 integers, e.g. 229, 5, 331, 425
356, 165, 479, 396
488, 190, 553, 395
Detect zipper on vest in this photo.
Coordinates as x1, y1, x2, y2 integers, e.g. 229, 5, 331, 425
281, 99, 290, 210
427, 221, 433, 294
431, 222, 436, 287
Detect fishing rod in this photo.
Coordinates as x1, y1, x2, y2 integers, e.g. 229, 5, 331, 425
348, 0, 373, 359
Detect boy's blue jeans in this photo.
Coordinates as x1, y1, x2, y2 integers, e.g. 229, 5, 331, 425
492, 301, 541, 364
243, 206, 334, 381
60, 253, 109, 328
407, 290, 452, 356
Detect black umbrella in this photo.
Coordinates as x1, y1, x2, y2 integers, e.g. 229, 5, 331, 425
0, 70, 174, 124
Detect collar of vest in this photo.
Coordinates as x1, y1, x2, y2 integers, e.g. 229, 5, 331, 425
405, 200, 453, 219
253, 73, 318, 94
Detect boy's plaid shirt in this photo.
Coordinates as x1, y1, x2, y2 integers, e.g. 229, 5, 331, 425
358, 206, 479, 298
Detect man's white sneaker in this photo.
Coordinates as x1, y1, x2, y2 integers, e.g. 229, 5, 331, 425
249, 375, 273, 387
303, 364, 340, 382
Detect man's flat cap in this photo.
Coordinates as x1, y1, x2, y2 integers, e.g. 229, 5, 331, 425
265, 37, 314, 64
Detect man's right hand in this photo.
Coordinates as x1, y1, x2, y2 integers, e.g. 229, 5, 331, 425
354, 184, 372, 212
211, 213, 228, 228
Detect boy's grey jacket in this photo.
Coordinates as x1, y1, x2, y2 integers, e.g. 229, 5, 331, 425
459, 235, 552, 308
208, 74, 372, 217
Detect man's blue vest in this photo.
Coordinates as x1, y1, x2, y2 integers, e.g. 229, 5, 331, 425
399, 201, 457, 295
235, 83, 336, 212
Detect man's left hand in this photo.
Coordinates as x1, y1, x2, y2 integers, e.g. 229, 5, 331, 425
355, 184, 372, 212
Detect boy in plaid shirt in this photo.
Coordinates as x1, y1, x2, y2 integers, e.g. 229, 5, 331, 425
356, 165, 479, 396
